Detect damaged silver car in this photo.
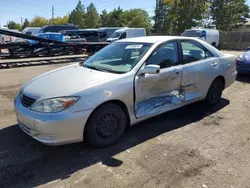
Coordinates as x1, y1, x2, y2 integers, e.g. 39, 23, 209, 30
14, 36, 237, 147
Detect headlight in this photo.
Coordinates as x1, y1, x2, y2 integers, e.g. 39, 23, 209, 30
237, 54, 245, 61
30, 96, 80, 113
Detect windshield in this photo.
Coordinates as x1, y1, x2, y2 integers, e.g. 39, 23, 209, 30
83, 42, 152, 73
182, 30, 201, 37
110, 31, 123, 38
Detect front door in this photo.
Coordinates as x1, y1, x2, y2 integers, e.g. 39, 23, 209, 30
180, 40, 219, 101
134, 41, 183, 118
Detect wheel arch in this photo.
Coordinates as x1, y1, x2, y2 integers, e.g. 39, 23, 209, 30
84, 100, 131, 135
205, 75, 226, 98
215, 75, 226, 89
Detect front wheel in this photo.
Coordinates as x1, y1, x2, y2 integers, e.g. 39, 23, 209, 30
85, 103, 127, 148
204, 78, 224, 106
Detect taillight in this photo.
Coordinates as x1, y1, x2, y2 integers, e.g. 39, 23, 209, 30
2, 36, 4, 42
10, 36, 12, 41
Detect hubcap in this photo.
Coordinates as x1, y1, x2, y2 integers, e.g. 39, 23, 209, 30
97, 114, 119, 138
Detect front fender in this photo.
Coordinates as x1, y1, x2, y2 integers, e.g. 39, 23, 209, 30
68, 76, 134, 116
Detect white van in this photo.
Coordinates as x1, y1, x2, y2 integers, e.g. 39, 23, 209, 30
182, 29, 219, 47
98, 27, 122, 42
107, 28, 146, 42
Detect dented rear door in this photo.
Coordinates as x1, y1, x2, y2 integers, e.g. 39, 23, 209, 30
180, 40, 219, 101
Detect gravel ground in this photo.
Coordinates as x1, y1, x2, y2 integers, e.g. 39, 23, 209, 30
1, 51, 250, 188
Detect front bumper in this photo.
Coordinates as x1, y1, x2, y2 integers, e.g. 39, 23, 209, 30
14, 95, 92, 146
236, 60, 250, 74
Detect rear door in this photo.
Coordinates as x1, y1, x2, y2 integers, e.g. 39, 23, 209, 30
134, 40, 183, 118
180, 39, 219, 101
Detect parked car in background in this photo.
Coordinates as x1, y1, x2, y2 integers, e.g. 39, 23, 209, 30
14, 36, 236, 148
22, 27, 41, 36
38, 24, 78, 34
60, 29, 100, 42
182, 29, 220, 48
107, 27, 146, 42
30, 32, 66, 44
236, 50, 250, 74
98, 27, 122, 42
0, 27, 19, 45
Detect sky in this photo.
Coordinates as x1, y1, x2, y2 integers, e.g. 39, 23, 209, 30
0, 0, 155, 26
0, 0, 250, 26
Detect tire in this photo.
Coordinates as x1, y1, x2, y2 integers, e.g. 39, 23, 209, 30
85, 103, 127, 148
8, 49, 14, 57
204, 78, 224, 106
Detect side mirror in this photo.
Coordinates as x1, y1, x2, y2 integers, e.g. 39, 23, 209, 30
139, 64, 160, 75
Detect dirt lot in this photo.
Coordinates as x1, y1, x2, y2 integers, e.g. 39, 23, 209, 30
1, 51, 250, 188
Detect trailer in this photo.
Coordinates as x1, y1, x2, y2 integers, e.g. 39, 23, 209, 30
0, 29, 110, 59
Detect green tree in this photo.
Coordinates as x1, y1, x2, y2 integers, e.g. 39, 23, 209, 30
69, 0, 86, 28
211, 0, 249, 31
51, 15, 69, 25
7, 21, 22, 30
165, 0, 208, 34
100, 9, 109, 26
22, 18, 30, 30
107, 7, 124, 26
153, 0, 168, 33
123, 9, 152, 34
85, 3, 100, 28
30, 16, 49, 27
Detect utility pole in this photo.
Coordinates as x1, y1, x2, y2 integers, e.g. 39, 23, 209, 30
21, 17, 23, 25
52, 5, 55, 24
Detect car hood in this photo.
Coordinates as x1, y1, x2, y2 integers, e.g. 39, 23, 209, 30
22, 64, 120, 100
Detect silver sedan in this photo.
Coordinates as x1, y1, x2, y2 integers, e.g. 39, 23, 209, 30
14, 36, 237, 147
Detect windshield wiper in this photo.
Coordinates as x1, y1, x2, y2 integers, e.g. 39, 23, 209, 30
83, 64, 126, 74
83, 64, 110, 72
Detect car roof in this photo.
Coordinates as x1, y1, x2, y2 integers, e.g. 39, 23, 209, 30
185, 28, 218, 32
116, 36, 197, 44
38, 32, 62, 35
82, 29, 98, 31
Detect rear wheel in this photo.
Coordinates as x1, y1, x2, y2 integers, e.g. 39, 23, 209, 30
204, 78, 224, 106
85, 103, 127, 148
212, 42, 216, 48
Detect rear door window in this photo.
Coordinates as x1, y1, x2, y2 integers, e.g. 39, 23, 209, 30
181, 40, 214, 64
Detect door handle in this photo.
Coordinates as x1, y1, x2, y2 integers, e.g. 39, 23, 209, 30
211, 62, 218, 67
